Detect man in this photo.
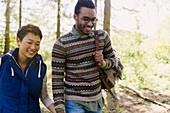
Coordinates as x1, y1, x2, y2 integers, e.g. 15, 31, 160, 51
52, 0, 122, 113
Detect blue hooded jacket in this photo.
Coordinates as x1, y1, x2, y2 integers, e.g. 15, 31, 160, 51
0, 48, 46, 113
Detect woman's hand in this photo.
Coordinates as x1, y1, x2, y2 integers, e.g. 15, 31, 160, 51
57, 111, 64, 113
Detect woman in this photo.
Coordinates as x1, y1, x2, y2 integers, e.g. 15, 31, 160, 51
0, 24, 56, 113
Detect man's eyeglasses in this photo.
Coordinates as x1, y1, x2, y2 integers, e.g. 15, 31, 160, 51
81, 16, 98, 24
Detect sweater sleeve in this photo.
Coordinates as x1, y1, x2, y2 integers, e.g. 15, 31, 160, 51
101, 30, 118, 69
52, 39, 66, 111
40, 74, 54, 107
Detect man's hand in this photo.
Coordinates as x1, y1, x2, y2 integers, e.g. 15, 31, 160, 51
93, 51, 104, 66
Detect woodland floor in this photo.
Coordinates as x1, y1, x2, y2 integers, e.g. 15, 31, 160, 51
41, 84, 170, 113
102, 84, 170, 113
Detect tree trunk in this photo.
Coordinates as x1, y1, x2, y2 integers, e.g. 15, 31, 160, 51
103, 0, 112, 106
94, 0, 97, 30
103, 0, 111, 35
56, 0, 61, 39
4, 0, 11, 54
19, 0, 22, 28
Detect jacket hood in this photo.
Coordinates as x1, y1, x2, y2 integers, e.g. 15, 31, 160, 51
5, 48, 45, 78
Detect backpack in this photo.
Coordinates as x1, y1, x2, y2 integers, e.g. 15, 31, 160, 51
94, 30, 124, 99
0, 54, 9, 70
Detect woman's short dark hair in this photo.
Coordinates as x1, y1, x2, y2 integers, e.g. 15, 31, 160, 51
74, 0, 95, 15
17, 24, 43, 41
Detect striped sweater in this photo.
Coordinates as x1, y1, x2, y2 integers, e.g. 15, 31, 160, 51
52, 26, 117, 110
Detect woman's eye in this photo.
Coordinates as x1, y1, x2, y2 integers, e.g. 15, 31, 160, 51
36, 44, 40, 46
27, 42, 32, 44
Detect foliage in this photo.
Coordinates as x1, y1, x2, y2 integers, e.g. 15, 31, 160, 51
111, 28, 170, 92
0, 32, 17, 55
0, 36, 5, 56
1, 0, 170, 112
10, 32, 17, 49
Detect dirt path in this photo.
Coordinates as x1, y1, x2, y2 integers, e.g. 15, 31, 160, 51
41, 83, 170, 113
103, 85, 170, 113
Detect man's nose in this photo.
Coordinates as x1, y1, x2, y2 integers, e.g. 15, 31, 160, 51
87, 20, 93, 26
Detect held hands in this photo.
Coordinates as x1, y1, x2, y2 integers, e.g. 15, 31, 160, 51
93, 51, 104, 66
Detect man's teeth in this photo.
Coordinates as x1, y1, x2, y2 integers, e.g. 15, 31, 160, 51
86, 27, 91, 30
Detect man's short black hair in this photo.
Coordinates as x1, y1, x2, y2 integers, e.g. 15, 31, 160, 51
74, 0, 95, 15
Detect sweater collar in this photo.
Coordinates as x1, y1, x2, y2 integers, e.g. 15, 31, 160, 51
72, 25, 93, 39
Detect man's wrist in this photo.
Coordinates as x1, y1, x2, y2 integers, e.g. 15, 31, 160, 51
99, 60, 106, 68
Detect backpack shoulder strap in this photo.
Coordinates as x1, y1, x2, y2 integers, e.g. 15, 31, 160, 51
94, 30, 116, 99
0, 54, 10, 70
94, 30, 99, 51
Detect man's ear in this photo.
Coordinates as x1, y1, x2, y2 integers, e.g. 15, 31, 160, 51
73, 14, 77, 21
16, 37, 20, 46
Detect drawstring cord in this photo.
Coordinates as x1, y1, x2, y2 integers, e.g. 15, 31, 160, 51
0, 57, 1, 66
11, 60, 42, 78
6, 53, 42, 78
11, 67, 14, 76
38, 60, 41, 78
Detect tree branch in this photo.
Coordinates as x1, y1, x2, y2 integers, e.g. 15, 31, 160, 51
118, 84, 170, 110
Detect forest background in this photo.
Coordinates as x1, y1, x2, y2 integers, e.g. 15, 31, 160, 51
0, 0, 170, 112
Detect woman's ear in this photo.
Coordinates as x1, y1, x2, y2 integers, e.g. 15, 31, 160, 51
16, 37, 20, 46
